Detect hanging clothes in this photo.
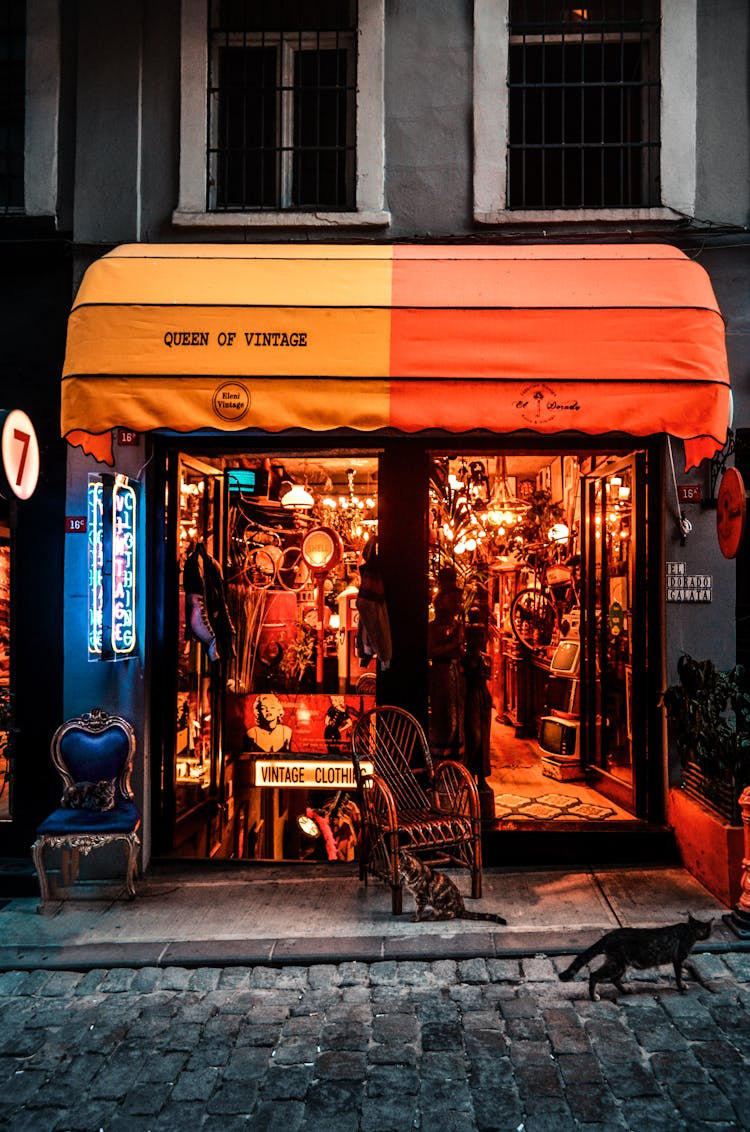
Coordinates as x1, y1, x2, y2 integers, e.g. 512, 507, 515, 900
356, 540, 392, 670
183, 542, 236, 662
428, 580, 465, 761
463, 621, 492, 778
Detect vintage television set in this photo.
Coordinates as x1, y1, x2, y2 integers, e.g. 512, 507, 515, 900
545, 674, 579, 717
549, 637, 580, 677
538, 715, 580, 760
227, 467, 270, 498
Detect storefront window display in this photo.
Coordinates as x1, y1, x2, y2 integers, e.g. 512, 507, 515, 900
171, 452, 379, 860
165, 442, 647, 859
428, 449, 643, 824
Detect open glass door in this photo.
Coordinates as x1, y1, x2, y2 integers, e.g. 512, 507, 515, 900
581, 452, 646, 814
173, 455, 226, 853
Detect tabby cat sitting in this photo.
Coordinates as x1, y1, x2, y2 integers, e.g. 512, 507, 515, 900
398, 851, 507, 924
558, 914, 712, 1000
61, 779, 116, 812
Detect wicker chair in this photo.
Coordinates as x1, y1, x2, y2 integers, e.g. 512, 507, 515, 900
350, 705, 482, 914
31, 707, 140, 913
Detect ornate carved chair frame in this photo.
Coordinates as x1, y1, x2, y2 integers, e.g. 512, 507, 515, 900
350, 705, 482, 914
31, 707, 140, 913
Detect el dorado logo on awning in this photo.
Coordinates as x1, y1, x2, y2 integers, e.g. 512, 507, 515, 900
212, 382, 250, 422
516, 382, 582, 427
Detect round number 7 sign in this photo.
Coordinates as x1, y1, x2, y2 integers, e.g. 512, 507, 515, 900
0, 409, 40, 501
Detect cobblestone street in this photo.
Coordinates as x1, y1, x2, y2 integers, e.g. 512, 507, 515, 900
2, 951, 750, 1132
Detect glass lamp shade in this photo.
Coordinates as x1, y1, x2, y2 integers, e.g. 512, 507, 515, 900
281, 484, 314, 509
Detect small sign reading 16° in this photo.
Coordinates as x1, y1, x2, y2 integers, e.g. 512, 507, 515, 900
0, 409, 40, 501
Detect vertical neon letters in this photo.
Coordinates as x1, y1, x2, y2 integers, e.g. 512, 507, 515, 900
87, 475, 137, 659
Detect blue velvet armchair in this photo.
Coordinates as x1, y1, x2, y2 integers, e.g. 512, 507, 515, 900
31, 707, 140, 913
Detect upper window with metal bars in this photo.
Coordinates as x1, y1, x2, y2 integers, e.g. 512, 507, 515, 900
0, 0, 24, 213
508, 0, 661, 210
473, 0, 693, 226
207, 1, 357, 213
176, 0, 387, 228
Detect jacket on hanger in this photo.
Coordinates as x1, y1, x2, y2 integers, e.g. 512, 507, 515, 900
183, 542, 236, 661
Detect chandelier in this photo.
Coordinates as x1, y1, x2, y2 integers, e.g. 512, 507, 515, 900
483, 457, 530, 532
318, 468, 377, 547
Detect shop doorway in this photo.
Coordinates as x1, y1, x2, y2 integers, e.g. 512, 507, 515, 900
580, 453, 645, 813
427, 449, 646, 826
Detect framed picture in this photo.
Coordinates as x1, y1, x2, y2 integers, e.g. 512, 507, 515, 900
225, 691, 376, 754
536, 465, 552, 493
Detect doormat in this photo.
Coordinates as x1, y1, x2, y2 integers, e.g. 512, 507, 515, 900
494, 791, 616, 821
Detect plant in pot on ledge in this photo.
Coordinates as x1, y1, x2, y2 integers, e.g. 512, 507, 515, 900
660, 654, 750, 909
661, 654, 750, 822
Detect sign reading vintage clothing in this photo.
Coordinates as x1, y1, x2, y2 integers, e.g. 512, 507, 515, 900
87, 474, 137, 659
253, 758, 373, 789
666, 561, 713, 602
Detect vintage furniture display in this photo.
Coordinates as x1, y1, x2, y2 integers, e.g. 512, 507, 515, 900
31, 707, 140, 913
350, 705, 482, 914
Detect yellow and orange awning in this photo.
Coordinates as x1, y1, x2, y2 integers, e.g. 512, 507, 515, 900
61, 243, 731, 468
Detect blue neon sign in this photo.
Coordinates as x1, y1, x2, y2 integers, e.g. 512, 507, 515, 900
87, 475, 137, 660
87, 481, 103, 656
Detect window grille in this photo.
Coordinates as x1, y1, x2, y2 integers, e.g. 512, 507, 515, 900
0, 0, 24, 212
207, 0, 357, 212
508, 1, 661, 210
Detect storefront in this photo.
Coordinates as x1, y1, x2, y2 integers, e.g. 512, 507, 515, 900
60, 244, 730, 866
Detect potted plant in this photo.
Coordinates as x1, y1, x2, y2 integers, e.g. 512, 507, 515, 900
660, 654, 750, 904
661, 654, 750, 822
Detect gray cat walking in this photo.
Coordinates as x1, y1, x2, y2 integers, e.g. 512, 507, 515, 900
558, 915, 712, 1000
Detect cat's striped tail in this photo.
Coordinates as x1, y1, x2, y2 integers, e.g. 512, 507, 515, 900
558, 942, 600, 981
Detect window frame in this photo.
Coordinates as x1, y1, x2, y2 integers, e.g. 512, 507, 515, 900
207, 30, 357, 213
175, 0, 389, 229
473, 0, 697, 225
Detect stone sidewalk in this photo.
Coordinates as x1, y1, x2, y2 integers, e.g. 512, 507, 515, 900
2, 951, 750, 1131
2, 861, 745, 972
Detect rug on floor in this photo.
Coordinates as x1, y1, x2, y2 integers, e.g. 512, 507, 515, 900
494, 791, 616, 821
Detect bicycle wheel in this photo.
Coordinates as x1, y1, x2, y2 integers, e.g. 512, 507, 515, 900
277, 546, 311, 592
245, 547, 278, 588
510, 587, 558, 648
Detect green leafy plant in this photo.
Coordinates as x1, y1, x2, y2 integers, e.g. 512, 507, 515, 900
511, 489, 565, 554
279, 621, 316, 689
660, 654, 750, 794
